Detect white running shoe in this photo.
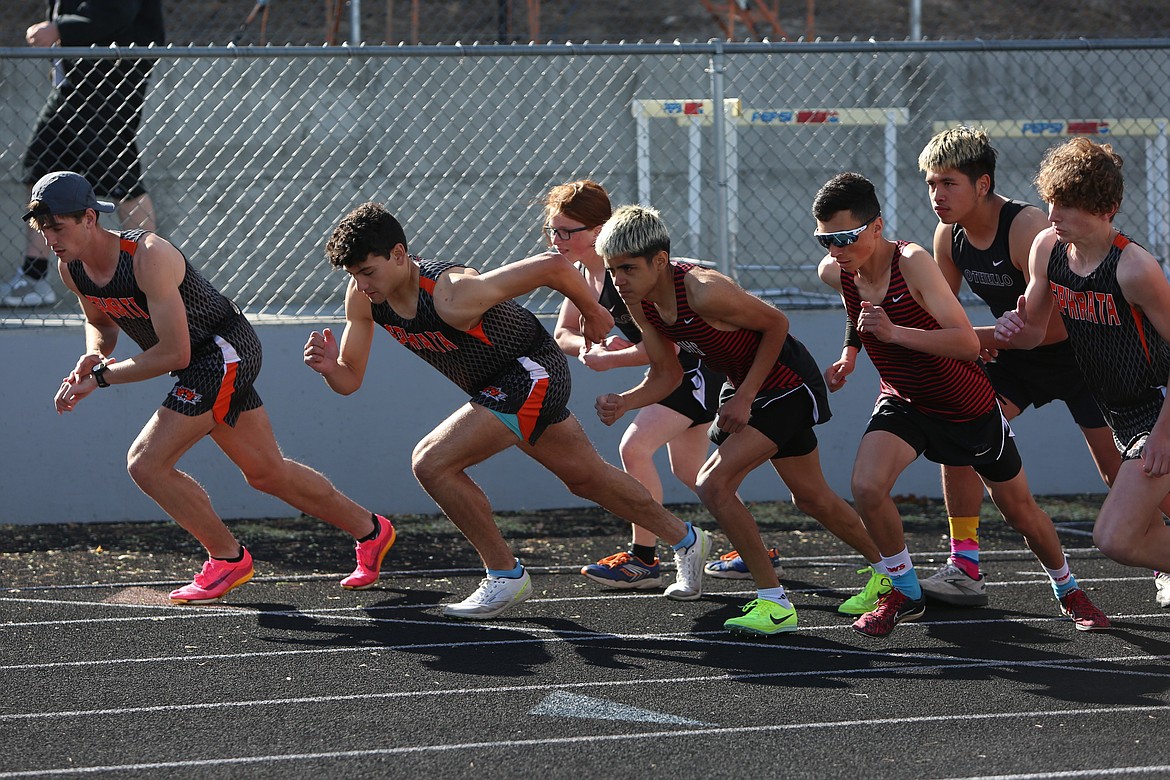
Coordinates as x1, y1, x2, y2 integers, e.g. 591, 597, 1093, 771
1155, 571, 1170, 608
1, 275, 57, 307
443, 570, 532, 619
664, 525, 711, 602
918, 558, 988, 607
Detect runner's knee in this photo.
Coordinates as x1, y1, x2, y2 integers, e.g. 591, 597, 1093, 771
126, 448, 161, 490
240, 460, 287, 496
618, 430, 657, 469
850, 474, 887, 514
695, 470, 735, 507
791, 489, 839, 519
1093, 516, 1144, 566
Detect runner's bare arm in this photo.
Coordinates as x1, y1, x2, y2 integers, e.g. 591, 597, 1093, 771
305, 278, 375, 396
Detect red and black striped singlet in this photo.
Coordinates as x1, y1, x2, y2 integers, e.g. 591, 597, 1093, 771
840, 242, 996, 421
639, 261, 821, 394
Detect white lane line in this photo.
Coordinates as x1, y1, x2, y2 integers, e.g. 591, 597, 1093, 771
2, 568, 485, 591
0, 571, 1158, 628
3, 601, 1170, 670
4, 648, 1170, 721
3, 599, 1165, 631
0, 544, 1110, 592
0, 706, 1165, 778
935, 768, 1170, 780
5, 606, 1170, 670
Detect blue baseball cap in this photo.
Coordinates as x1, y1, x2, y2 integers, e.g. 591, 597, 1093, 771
22, 171, 116, 222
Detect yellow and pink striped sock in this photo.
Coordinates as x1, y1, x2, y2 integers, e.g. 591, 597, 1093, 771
949, 515, 980, 579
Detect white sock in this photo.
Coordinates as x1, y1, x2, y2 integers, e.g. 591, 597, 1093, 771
757, 586, 792, 608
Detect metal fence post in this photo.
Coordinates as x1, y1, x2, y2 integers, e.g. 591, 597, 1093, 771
350, 0, 362, 44
708, 39, 732, 278
1150, 118, 1169, 271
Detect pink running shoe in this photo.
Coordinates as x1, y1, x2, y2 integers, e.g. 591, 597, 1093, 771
169, 548, 255, 604
341, 514, 397, 590
851, 588, 926, 638
1059, 588, 1112, 631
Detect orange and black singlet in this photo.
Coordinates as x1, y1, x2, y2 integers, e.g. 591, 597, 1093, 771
1047, 232, 1170, 441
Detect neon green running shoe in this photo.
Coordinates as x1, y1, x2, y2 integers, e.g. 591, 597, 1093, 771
724, 598, 798, 635
838, 566, 893, 615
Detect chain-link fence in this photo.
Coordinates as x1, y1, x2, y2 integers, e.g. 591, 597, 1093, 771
5, 1, 1170, 47
2, 39, 1169, 326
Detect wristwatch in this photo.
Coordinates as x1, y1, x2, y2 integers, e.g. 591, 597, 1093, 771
91, 361, 111, 388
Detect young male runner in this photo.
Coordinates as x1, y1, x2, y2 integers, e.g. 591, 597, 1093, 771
38, 171, 394, 604
815, 171, 1109, 637
908, 125, 1123, 606
593, 204, 890, 636
306, 201, 711, 619
996, 138, 1170, 594
544, 181, 772, 590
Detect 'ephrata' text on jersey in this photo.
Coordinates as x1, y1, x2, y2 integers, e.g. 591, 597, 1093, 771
86, 295, 149, 319
1050, 282, 1122, 325
383, 324, 459, 353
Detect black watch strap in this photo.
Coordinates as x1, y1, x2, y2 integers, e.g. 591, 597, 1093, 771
91, 362, 110, 388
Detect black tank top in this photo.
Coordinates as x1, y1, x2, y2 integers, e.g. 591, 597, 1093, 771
840, 242, 996, 421
67, 229, 249, 363
951, 199, 1029, 318
370, 257, 558, 395
596, 270, 642, 343
1047, 232, 1170, 415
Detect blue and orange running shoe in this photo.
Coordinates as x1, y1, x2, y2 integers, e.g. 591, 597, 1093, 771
581, 551, 662, 590
704, 547, 784, 580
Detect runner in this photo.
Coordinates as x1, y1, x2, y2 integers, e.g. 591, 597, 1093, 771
814, 171, 1109, 637
594, 204, 890, 636
996, 138, 1170, 601
307, 201, 711, 619
39, 171, 395, 604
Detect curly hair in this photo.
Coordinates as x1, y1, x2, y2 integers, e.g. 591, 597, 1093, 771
1034, 137, 1124, 217
325, 202, 408, 269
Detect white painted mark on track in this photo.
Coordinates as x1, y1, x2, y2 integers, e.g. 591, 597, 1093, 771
529, 690, 714, 725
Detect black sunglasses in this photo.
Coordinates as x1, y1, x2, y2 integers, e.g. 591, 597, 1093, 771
814, 212, 880, 249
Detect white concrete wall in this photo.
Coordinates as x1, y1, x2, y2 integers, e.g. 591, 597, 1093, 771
0, 308, 1103, 525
